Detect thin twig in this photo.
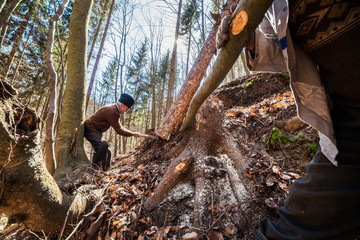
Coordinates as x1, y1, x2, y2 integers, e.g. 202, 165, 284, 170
58, 192, 78, 240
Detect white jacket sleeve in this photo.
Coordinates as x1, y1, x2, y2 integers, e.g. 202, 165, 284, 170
245, 16, 288, 73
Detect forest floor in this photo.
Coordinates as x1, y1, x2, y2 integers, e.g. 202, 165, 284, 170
2, 73, 319, 240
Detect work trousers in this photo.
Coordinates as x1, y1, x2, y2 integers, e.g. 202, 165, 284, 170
84, 126, 111, 171
256, 150, 360, 240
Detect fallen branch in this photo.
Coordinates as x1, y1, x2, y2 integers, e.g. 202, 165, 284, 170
84, 211, 106, 240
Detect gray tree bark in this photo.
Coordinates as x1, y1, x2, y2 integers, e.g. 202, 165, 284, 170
0, 0, 22, 47
0, 81, 95, 233
45, 0, 70, 175
165, 0, 183, 112
86, 0, 115, 109
54, 0, 94, 181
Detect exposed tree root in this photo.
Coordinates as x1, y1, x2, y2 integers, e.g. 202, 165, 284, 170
145, 95, 253, 233
0, 81, 99, 233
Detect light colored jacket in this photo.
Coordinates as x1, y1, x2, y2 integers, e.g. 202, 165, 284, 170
246, 0, 338, 165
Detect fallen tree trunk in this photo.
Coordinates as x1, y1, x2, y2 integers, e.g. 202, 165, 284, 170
155, 0, 238, 140
180, 0, 274, 131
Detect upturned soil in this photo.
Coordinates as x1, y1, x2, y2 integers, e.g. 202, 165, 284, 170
101, 72, 318, 240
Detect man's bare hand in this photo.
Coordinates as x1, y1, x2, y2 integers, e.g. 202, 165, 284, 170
133, 132, 140, 138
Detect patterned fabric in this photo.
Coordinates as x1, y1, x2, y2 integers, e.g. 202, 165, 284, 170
288, 0, 360, 52
289, 0, 360, 163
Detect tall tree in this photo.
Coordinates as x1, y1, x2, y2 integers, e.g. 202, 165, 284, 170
124, 40, 149, 151
86, 0, 115, 109
0, 0, 23, 47
0, 0, 96, 233
45, 0, 70, 175
180, 0, 200, 75
166, 0, 183, 111
157, 50, 171, 126
2, 3, 32, 80
54, 0, 94, 180
87, 0, 109, 67
0, 0, 6, 13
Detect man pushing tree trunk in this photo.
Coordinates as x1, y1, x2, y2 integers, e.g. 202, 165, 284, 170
84, 93, 140, 171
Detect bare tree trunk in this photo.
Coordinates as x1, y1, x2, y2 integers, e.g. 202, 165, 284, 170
2, 9, 30, 80
45, 0, 70, 175
54, 0, 94, 181
165, 0, 183, 112
185, 27, 192, 76
10, 22, 34, 84
0, 81, 95, 233
87, 0, 109, 67
0, 0, 22, 47
86, 0, 115, 109
201, 0, 205, 42
0, 0, 6, 13
181, 0, 274, 131
151, 66, 156, 129
55, 43, 69, 134
240, 51, 250, 75
157, 75, 166, 127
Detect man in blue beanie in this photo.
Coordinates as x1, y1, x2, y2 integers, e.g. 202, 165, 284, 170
84, 93, 140, 171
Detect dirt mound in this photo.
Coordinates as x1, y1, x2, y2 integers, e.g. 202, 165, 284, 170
2, 73, 319, 239
86, 73, 319, 239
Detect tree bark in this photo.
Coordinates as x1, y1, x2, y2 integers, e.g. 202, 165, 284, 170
165, 0, 182, 112
185, 27, 192, 76
145, 95, 250, 212
86, 0, 115, 109
240, 50, 250, 75
2, 7, 30, 80
45, 0, 70, 175
9, 21, 34, 85
155, 0, 237, 140
87, 0, 109, 68
0, 82, 95, 233
0, 0, 6, 14
54, 0, 94, 181
0, 0, 22, 47
151, 65, 156, 129
180, 0, 274, 131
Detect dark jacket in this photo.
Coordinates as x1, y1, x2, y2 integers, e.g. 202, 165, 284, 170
85, 104, 134, 137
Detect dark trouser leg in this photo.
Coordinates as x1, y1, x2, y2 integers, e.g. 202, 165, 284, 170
84, 127, 111, 171
256, 150, 360, 240
103, 150, 111, 171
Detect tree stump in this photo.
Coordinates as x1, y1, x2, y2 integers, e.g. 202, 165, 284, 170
144, 95, 253, 231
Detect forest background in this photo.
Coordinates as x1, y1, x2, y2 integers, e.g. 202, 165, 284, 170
0, 0, 249, 159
